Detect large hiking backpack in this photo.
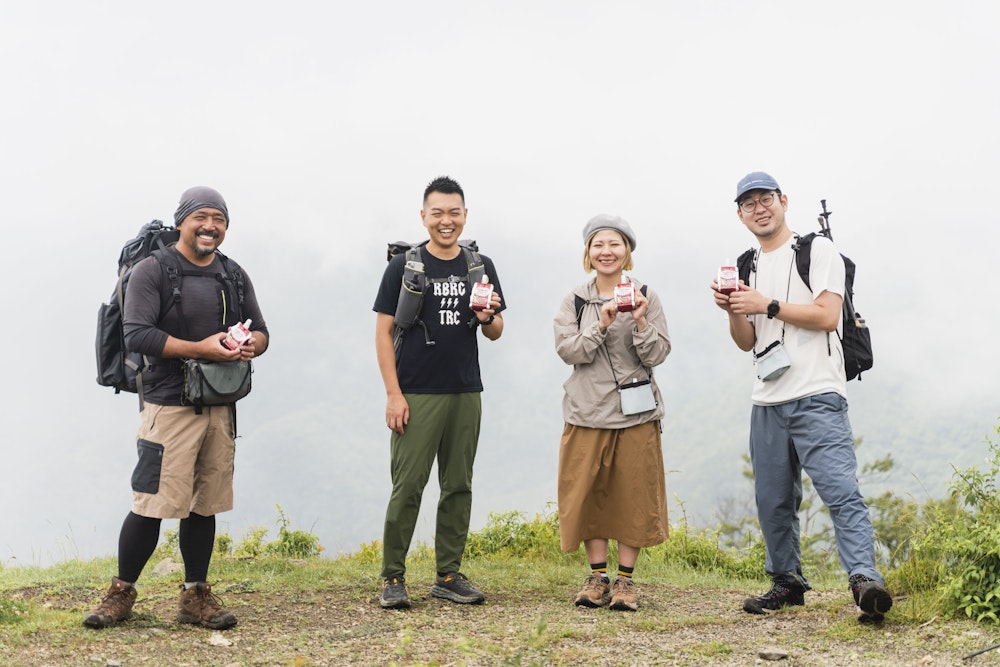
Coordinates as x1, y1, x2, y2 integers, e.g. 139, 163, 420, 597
385, 239, 486, 356
95, 220, 179, 394
735, 201, 873, 381
96, 220, 246, 399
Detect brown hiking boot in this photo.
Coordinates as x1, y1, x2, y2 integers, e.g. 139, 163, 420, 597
83, 577, 137, 629
574, 573, 611, 608
609, 577, 639, 611
177, 582, 238, 629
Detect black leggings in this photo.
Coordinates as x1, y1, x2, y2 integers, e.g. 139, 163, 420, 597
117, 511, 216, 584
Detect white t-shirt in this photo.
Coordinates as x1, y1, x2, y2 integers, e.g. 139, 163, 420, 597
748, 234, 847, 406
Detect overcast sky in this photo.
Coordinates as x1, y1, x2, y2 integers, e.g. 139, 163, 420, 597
2, 1, 998, 566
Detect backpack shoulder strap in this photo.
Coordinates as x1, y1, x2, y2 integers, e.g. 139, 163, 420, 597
400, 246, 427, 300
736, 247, 755, 285
393, 245, 435, 351
150, 247, 187, 338
791, 232, 816, 291
216, 251, 247, 317
150, 248, 183, 306
464, 246, 486, 284
462, 246, 488, 331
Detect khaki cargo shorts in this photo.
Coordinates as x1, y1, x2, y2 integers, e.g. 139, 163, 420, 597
130, 403, 235, 519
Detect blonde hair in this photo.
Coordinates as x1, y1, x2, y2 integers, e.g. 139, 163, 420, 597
583, 231, 634, 273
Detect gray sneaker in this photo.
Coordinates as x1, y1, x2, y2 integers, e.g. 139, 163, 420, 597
380, 576, 411, 609
430, 572, 485, 604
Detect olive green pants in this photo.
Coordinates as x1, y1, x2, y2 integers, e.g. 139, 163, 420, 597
381, 392, 482, 579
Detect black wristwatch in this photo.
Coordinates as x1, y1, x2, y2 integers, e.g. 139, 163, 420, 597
482, 314, 496, 326
767, 300, 780, 319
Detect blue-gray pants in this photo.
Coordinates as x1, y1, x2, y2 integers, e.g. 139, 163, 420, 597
749, 392, 883, 589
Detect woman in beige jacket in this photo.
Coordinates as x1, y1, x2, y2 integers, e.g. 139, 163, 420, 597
553, 214, 672, 611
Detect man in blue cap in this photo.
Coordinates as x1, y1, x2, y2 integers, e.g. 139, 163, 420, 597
711, 172, 892, 623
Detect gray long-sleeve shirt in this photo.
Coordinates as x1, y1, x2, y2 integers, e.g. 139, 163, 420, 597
553, 277, 671, 429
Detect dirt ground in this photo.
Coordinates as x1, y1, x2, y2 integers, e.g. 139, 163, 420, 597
6, 581, 1000, 666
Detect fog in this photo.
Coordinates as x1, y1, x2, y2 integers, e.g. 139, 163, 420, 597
2, 1, 997, 566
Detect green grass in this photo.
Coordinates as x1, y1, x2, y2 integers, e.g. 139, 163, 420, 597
6, 509, 1000, 666
0, 536, 782, 665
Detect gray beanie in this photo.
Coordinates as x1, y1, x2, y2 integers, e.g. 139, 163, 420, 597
582, 214, 637, 250
174, 186, 229, 226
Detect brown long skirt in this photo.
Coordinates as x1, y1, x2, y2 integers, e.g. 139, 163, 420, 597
558, 421, 668, 552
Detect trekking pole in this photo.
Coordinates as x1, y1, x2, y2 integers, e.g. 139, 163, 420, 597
817, 199, 833, 241
962, 641, 1000, 660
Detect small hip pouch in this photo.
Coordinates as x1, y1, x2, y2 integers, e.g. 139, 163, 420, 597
754, 340, 791, 381
183, 359, 252, 408
618, 378, 657, 415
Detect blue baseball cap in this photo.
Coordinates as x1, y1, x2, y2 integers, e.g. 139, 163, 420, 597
734, 171, 781, 202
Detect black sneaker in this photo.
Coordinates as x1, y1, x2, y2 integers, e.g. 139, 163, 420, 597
849, 574, 892, 623
743, 578, 806, 614
380, 576, 411, 609
430, 572, 485, 605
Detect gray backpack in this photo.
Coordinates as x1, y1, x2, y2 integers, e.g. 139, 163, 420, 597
386, 240, 485, 357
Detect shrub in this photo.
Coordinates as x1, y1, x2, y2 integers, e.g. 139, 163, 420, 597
267, 505, 323, 558
0, 599, 30, 626
648, 524, 766, 580
215, 532, 234, 556
464, 508, 565, 560
234, 526, 270, 559
231, 507, 323, 559
894, 420, 1000, 623
156, 527, 180, 560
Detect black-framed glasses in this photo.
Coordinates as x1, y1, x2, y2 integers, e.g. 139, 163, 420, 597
739, 192, 779, 213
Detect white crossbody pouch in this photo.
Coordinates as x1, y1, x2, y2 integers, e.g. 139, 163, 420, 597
618, 378, 657, 415
603, 344, 656, 416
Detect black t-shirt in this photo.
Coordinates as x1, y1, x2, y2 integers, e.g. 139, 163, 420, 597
373, 246, 505, 394
123, 248, 269, 405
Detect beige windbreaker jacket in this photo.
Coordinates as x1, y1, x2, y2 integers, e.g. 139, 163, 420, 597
553, 277, 671, 429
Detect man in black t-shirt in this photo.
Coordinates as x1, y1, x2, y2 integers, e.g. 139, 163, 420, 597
373, 176, 506, 609
84, 186, 269, 631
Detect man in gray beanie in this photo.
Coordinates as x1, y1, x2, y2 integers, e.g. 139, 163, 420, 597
173, 185, 230, 229
85, 186, 270, 631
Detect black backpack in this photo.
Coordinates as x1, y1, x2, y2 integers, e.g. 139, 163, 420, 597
385, 240, 486, 356
96, 220, 246, 400
735, 202, 873, 381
